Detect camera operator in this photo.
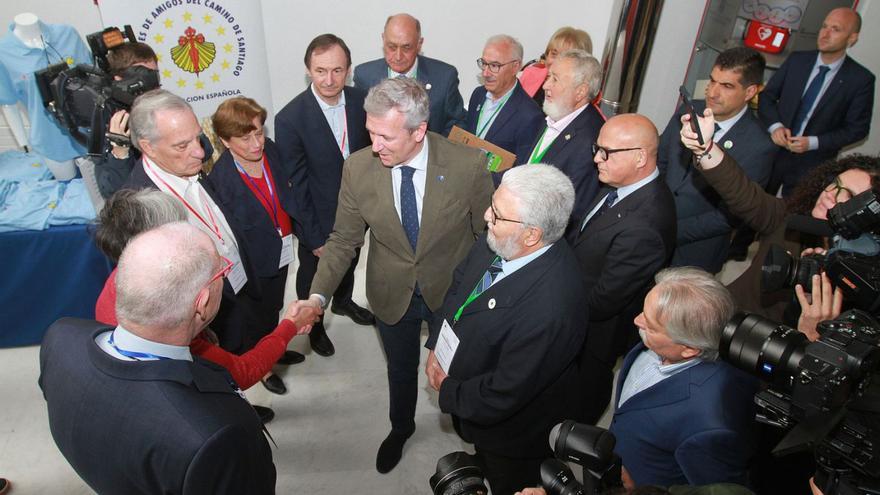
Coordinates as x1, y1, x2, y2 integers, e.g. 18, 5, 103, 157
679, 108, 880, 337
93, 42, 158, 198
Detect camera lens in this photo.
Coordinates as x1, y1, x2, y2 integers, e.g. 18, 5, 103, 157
720, 313, 808, 387
540, 459, 584, 495
429, 452, 488, 495
761, 245, 824, 292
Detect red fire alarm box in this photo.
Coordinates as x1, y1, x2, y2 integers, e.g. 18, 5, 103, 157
744, 21, 790, 54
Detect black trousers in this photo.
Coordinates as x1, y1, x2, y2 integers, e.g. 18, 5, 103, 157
474, 448, 544, 495
295, 242, 360, 305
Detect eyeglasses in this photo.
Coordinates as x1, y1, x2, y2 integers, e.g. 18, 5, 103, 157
490, 202, 524, 226
592, 143, 642, 161
824, 177, 856, 202
476, 58, 518, 73
207, 256, 234, 286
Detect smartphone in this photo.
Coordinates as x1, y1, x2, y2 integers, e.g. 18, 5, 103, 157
679, 85, 704, 146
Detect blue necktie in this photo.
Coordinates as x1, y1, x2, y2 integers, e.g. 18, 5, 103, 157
791, 65, 830, 136
400, 166, 419, 252
476, 257, 504, 296
582, 189, 618, 231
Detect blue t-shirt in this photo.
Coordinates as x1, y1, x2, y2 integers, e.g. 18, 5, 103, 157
0, 21, 91, 161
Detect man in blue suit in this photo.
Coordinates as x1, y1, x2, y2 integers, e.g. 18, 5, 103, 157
275, 34, 375, 357
464, 34, 544, 175
354, 13, 466, 136
610, 267, 757, 488
759, 7, 875, 196
659, 47, 775, 273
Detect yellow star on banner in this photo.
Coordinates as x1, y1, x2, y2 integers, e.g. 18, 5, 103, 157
177, 78, 187, 88
223, 43, 233, 53
203, 14, 213, 24
221, 60, 230, 70
216, 26, 226, 36
162, 69, 172, 79
211, 73, 220, 82
183, 12, 192, 22
195, 80, 205, 90
153, 33, 164, 44
163, 18, 173, 29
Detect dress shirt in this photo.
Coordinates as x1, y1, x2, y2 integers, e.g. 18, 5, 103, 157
388, 59, 419, 79
311, 83, 350, 158
713, 104, 748, 142
768, 53, 845, 149
476, 82, 517, 138
617, 348, 701, 407
491, 242, 553, 286
143, 156, 240, 258
581, 168, 659, 229
390, 138, 429, 226
532, 104, 590, 159
96, 324, 193, 361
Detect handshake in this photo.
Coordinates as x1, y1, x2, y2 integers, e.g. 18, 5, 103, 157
282, 297, 325, 335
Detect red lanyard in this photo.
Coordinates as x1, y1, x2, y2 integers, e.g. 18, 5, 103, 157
235, 155, 281, 233
143, 158, 225, 244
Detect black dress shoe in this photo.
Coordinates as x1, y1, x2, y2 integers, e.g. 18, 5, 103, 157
253, 405, 275, 424
309, 322, 335, 357
261, 373, 287, 395
376, 428, 414, 473
331, 301, 376, 326
276, 350, 305, 365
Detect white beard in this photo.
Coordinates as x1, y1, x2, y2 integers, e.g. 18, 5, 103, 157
487, 230, 520, 260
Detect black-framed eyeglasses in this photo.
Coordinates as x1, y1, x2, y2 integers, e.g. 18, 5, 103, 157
490, 202, 524, 226
592, 143, 642, 161
824, 176, 856, 202
476, 58, 518, 73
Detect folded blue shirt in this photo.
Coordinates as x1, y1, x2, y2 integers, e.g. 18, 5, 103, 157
0, 150, 54, 182
49, 178, 95, 225
0, 179, 62, 232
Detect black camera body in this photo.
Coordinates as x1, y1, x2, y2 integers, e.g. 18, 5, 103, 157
34, 26, 159, 157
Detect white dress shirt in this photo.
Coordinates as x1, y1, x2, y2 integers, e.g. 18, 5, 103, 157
311, 84, 350, 158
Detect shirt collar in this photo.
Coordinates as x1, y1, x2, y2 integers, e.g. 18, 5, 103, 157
644, 349, 700, 375
715, 104, 748, 136
104, 324, 193, 362
310, 83, 346, 110
615, 167, 659, 202
815, 52, 846, 72
501, 242, 553, 270
143, 155, 199, 191
393, 135, 429, 172
390, 58, 419, 79
485, 80, 518, 103
546, 103, 589, 132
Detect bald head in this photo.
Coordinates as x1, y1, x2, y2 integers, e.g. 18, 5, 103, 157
594, 113, 659, 188
818, 8, 860, 60
383, 13, 423, 74
607, 113, 659, 157
116, 222, 218, 337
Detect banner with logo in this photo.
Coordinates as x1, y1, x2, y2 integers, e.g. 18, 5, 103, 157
98, 0, 273, 125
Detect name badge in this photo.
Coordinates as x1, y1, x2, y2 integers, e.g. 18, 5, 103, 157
226, 249, 247, 294
435, 319, 460, 374
279, 234, 294, 269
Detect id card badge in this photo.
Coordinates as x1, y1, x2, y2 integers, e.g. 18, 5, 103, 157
226, 249, 248, 294
435, 319, 460, 374
279, 234, 294, 268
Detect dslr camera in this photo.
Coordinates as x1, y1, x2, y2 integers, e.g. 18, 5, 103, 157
34, 25, 159, 157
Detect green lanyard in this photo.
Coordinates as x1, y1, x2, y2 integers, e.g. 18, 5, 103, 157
528, 127, 554, 164
476, 92, 513, 138
453, 256, 501, 324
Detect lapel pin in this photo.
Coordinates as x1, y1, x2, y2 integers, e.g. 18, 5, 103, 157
425, 83, 432, 90
488, 298, 496, 309
723, 140, 733, 150
437, 175, 445, 182
564, 134, 571, 141
476, 104, 482, 112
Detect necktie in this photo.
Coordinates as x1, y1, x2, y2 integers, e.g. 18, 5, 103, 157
400, 166, 419, 252
791, 65, 830, 136
582, 189, 618, 231
476, 256, 504, 296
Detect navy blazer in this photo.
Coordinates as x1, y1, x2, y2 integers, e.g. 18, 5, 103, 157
354, 55, 466, 136
205, 139, 295, 279
659, 102, 775, 273
759, 50, 875, 167
427, 235, 586, 458
274, 86, 370, 251
464, 82, 545, 166
39, 318, 276, 495
525, 104, 604, 220
572, 177, 676, 361
609, 343, 757, 487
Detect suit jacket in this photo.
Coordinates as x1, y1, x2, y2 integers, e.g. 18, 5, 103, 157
206, 139, 294, 279
464, 82, 545, 166
526, 104, 605, 220
310, 132, 494, 325
273, 86, 371, 251
609, 343, 757, 487
758, 50, 875, 168
572, 177, 676, 361
659, 102, 775, 273
426, 235, 586, 458
39, 318, 275, 495
354, 55, 467, 136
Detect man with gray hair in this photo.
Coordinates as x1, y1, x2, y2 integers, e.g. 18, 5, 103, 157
610, 267, 757, 487
523, 48, 605, 221
425, 164, 587, 494
39, 223, 278, 494
464, 34, 544, 172
303, 77, 494, 473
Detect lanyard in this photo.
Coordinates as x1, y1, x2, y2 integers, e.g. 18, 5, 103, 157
108, 331, 171, 361
453, 256, 501, 324
476, 92, 513, 138
528, 127, 554, 164
144, 158, 226, 245
234, 156, 281, 234
338, 110, 348, 156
